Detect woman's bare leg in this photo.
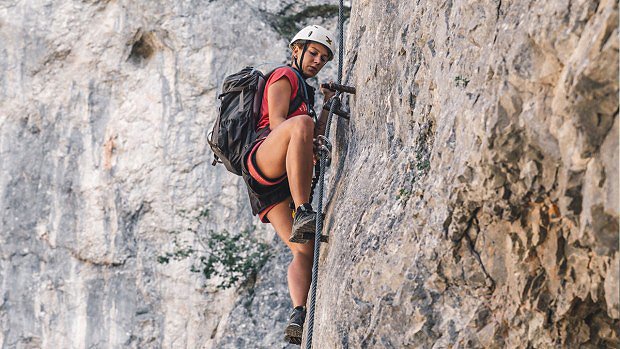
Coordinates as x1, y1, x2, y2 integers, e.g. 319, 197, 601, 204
255, 115, 315, 208
267, 200, 314, 306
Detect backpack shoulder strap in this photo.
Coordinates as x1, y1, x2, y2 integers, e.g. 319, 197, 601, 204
262, 66, 315, 119
288, 67, 316, 119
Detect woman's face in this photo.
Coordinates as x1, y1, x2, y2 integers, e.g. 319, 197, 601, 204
293, 42, 330, 78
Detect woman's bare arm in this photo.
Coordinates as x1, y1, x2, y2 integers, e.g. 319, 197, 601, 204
267, 78, 292, 130
314, 86, 335, 137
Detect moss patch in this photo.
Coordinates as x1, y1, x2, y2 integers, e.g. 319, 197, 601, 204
270, 4, 351, 39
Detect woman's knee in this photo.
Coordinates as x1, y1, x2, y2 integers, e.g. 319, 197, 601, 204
289, 115, 314, 138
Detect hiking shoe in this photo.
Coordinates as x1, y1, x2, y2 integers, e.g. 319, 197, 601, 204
284, 306, 306, 345
289, 204, 316, 244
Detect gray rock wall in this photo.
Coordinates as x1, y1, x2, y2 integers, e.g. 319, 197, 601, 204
315, 0, 619, 348
0, 1, 341, 348
1, 0, 617, 348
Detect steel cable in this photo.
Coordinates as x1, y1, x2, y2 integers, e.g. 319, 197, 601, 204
305, 0, 345, 347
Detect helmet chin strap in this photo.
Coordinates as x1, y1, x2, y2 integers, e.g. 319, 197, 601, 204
293, 42, 309, 79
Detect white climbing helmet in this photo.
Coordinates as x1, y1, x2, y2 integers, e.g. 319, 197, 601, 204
289, 25, 336, 60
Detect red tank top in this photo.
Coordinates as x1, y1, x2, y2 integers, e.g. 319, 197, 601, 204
255, 67, 310, 130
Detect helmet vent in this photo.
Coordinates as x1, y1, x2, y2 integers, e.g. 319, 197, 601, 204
289, 25, 335, 60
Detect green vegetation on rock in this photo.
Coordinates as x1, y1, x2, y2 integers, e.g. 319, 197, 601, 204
158, 209, 271, 290
270, 5, 351, 39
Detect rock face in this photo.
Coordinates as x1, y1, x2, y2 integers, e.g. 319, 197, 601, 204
314, 0, 619, 348
0, 1, 340, 348
0, 0, 617, 349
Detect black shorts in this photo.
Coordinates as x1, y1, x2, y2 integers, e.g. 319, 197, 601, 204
240, 129, 292, 223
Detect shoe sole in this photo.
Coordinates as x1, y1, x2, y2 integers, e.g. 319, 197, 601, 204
285, 335, 302, 345
284, 324, 303, 345
289, 232, 330, 244
289, 219, 316, 244
289, 232, 315, 244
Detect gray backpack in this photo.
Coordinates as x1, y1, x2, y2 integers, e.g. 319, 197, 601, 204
208, 66, 313, 175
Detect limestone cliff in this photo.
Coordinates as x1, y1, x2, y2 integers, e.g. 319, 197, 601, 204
0, 0, 617, 348
315, 0, 619, 348
0, 1, 340, 348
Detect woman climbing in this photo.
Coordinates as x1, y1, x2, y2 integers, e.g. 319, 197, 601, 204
240, 25, 336, 345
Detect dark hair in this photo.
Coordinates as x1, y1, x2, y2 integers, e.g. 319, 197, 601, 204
291, 41, 333, 61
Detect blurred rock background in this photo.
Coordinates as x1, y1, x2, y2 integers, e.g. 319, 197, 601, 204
0, 0, 343, 348
0, 0, 617, 348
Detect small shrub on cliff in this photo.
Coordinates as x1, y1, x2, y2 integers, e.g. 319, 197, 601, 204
270, 5, 351, 38
158, 209, 271, 290
397, 188, 412, 203
454, 75, 470, 87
